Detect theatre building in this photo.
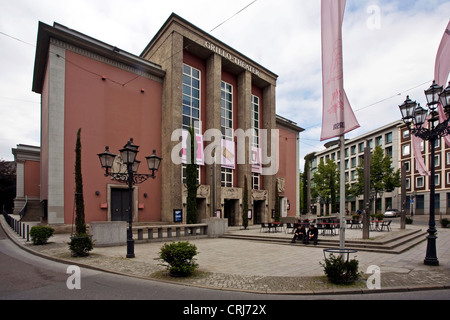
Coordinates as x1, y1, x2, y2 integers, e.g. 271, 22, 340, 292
27, 13, 303, 227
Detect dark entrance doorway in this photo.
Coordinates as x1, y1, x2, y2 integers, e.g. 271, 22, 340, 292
224, 199, 238, 226
253, 200, 264, 224
111, 188, 131, 222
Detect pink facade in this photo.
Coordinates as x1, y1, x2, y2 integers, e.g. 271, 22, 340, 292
62, 51, 163, 224
31, 17, 303, 226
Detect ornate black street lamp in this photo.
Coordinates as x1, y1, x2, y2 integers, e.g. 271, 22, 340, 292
399, 81, 450, 266
98, 139, 162, 258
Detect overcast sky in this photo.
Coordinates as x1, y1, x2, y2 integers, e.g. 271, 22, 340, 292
0, 0, 449, 169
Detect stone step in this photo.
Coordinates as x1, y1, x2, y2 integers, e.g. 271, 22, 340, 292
221, 229, 427, 254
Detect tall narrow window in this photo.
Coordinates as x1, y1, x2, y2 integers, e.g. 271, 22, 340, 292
182, 64, 201, 134
251, 95, 260, 147
221, 81, 233, 141
221, 81, 234, 188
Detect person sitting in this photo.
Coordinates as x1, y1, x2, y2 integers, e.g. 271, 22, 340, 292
291, 225, 306, 244
305, 224, 318, 245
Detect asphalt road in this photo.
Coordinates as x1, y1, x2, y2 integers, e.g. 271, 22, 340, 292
1, 222, 449, 311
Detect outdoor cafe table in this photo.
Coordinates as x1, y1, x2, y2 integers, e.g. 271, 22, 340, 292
317, 223, 339, 236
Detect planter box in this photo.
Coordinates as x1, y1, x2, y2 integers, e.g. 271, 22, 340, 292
90, 222, 126, 247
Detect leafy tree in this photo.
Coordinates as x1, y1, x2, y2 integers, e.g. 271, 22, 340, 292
351, 145, 401, 212
0, 160, 15, 214
186, 127, 199, 224
312, 159, 339, 215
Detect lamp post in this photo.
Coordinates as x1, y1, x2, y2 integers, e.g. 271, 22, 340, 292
98, 139, 162, 258
398, 81, 450, 266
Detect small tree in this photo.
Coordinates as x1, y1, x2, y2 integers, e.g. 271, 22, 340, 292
186, 127, 199, 224
274, 179, 280, 222
242, 175, 249, 229
351, 145, 401, 213
68, 129, 93, 257
311, 159, 339, 215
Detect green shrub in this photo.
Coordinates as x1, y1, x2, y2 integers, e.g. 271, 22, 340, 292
405, 217, 413, 225
440, 218, 450, 228
30, 226, 54, 245
159, 241, 199, 277
375, 213, 385, 221
321, 253, 360, 285
68, 234, 93, 257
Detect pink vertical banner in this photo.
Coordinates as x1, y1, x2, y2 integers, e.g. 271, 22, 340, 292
320, 0, 359, 141
435, 21, 450, 87
435, 21, 450, 147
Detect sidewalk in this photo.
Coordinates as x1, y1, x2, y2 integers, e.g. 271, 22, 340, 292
2, 215, 450, 295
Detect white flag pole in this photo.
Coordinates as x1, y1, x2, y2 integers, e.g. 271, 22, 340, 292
339, 135, 346, 250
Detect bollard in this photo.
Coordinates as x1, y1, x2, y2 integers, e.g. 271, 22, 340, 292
148, 228, 153, 240
27, 225, 30, 242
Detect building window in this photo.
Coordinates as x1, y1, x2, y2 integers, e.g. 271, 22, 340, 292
252, 173, 260, 190
385, 146, 393, 157
435, 173, 440, 187
404, 161, 410, 172
402, 129, 410, 139
221, 168, 233, 187
385, 132, 393, 144
416, 176, 424, 188
359, 142, 365, 153
182, 164, 200, 185
182, 64, 201, 133
251, 95, 260, 147
434, 154, 440, 167
406, 178, 411, 190
402, 144, 410, 156
221, 81, 233, 141
351, 157, 357, 168
376, 136, 383, 146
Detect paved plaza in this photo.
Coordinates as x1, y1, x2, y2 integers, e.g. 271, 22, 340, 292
2, 216, 450, 295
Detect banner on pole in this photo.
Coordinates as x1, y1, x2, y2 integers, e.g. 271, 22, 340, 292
320, 0, 359, 141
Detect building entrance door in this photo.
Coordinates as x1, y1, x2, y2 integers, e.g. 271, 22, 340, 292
224, 199, 237, 226
253, 200, 264, 224
111, 188, 131, 222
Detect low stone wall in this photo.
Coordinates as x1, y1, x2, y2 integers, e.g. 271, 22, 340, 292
90, 221, 127, 247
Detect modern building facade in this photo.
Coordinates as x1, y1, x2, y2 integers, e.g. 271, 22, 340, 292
28, 14, 303, 226
309, 118, 450, 216
309, 121, 402, 215
399, 122, 450, 215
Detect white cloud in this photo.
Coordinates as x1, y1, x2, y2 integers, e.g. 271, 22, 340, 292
0, 0, 449, 166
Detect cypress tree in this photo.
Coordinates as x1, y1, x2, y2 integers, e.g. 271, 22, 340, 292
186, 127, 199, 224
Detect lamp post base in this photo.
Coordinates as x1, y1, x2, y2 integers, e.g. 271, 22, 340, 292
424, 258, 439, 266
424, 233, 439, 266
126, 238, 135, 259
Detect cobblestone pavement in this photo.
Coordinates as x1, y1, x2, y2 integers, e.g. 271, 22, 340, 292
2, 216, 450, 295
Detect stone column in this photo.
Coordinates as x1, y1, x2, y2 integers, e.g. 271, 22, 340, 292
205, 53, 222, 218
262, 84, 277, 222
160, 32, 184, 222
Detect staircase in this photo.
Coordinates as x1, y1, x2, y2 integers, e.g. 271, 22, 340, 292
19, 200, 42, 222
221, 228, 427, 254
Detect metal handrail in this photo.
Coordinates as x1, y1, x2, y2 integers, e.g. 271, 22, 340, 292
19, 195, 28, 220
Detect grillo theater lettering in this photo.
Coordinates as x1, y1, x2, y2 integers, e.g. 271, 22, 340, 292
204, 41, 260, 76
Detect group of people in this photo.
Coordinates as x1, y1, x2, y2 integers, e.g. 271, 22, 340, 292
291, 224, 318, 245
